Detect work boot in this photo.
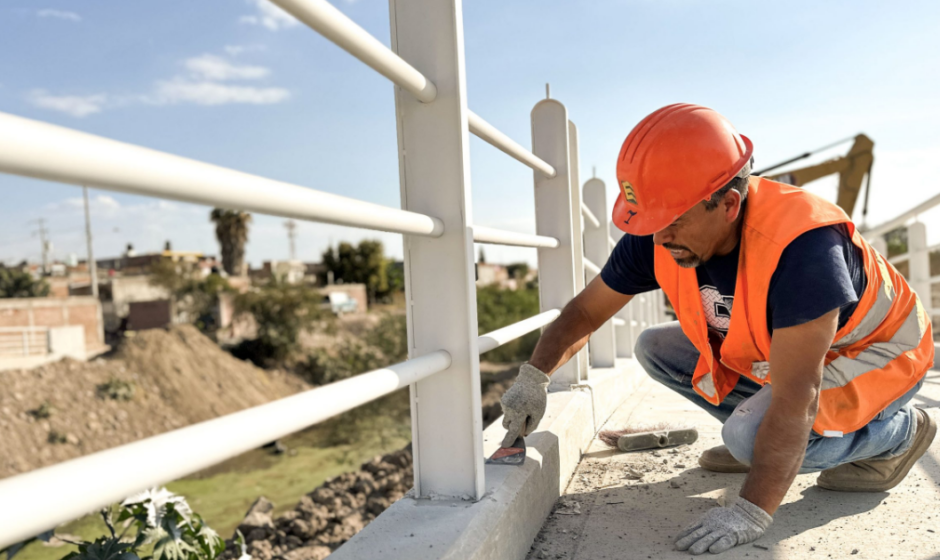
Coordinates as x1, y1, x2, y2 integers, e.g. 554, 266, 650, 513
698, 445, 750, 473
817, 408, 937, 492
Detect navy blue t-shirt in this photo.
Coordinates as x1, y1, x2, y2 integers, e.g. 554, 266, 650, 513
600, 225, 866, 337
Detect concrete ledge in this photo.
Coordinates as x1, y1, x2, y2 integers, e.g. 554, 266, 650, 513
331, 358, 647, 560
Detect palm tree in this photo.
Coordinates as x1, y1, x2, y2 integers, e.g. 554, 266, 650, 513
210, 209, 251, 276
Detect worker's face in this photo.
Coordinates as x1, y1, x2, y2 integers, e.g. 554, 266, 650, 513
652, 190, 743, 268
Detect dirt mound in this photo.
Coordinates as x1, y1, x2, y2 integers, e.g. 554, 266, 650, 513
221, 447, 414, 560
0, 325, 308, 479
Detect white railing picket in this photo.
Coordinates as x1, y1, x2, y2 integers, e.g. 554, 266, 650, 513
583, 178, 616, 368
531, 100, 582, 388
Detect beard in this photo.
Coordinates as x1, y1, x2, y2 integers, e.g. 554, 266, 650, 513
664, 243, 702, 268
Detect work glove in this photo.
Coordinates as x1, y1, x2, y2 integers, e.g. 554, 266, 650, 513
674, 497, 772, 555
500, 363, 550, 447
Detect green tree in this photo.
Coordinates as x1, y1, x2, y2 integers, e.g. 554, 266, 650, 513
209, 209, 251, 277
505, 262, 530, 280
321, 240, 391, 303
235, 279, 324, 363
0, 268, 50, 298
476, 284, 541, 362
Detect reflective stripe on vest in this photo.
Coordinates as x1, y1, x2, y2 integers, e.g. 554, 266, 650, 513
823, 297, 927, 391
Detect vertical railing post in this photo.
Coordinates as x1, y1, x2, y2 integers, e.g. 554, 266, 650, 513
389, 0, 484, 499
583, 178, 616, 367
567, 121, 589, 379
22, 330, 29, 356
532, 98, 582, 388
908, 222, 930, 304
610, 224, 634, 357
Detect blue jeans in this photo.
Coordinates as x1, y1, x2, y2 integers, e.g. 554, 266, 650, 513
634, 322, 922, 473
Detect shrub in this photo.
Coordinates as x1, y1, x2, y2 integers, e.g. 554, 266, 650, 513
97, 377, 135, 401
234, 279, 326, 364
301, 313, 407, 385
476, 284, 541, 363
29, 401, 55, 419
47, 430, 68, 445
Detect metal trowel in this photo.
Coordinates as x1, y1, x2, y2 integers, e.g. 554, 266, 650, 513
486, 436, 526, 465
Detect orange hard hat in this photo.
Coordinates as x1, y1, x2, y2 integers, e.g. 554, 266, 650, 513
612, 103, 753, 235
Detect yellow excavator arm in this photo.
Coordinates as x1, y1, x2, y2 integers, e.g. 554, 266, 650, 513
762, 134, 874, 218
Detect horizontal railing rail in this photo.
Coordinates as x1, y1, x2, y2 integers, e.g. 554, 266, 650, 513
467, 112, 555, 177
0, 350, 451, 549
472, 226, 559, 249
270, 0, 436, 102
581, 204, 600, 229
583, 257, 601, 275
271, 0, 553, 178
863, 193, 940, 238
478, 309, 560, 354
0, 304, 558, 549
0, 113, 443, 237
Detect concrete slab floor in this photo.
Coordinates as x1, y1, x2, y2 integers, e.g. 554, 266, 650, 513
528, 371, 940, 560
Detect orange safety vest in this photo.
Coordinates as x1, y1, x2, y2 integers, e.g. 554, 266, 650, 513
653, 177, 933, 436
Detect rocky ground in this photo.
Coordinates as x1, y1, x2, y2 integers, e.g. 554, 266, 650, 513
221, 447, 414, 560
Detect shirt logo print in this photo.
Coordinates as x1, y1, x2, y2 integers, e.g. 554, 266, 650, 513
700, 284, 733, 337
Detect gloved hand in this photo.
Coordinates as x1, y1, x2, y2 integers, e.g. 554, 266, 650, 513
500, 363, 551, 447
674, 497, 772, 555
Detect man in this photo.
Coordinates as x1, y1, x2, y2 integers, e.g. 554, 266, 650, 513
499, 103, 936, 555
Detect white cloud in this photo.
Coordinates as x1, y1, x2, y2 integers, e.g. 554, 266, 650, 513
27, 89, 107, 117
97, 195, 120, 210
184, 54, 270, 81
239, 0, 299, 31
46, 194, 122, 218
28, 52, 290, 116
152, 79, 291, 106
37, 9, 81, 22
224, 44, 267, 56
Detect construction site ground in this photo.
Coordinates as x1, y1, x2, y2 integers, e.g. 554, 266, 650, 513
528, 369, 940, 560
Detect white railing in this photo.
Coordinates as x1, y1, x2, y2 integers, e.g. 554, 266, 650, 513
0, 327, 50, 357
0, 0, 668, 551
864, 197, 940, 340
580, 183, 668, 368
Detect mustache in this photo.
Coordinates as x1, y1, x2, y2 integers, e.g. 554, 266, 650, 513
663, 243, 693, 252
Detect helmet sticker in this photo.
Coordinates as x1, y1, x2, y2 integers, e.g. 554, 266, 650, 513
625, 210, 637, 225
621, 181, 638, 205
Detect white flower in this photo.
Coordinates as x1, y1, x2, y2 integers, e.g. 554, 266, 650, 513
122, 487, 193, 527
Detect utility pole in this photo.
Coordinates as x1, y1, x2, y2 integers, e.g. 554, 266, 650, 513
83, 187, 99, 297
31, 218, 50, 275
284, 219, 297, 260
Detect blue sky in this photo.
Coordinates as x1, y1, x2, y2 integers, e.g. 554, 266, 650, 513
2, 1, 940, 267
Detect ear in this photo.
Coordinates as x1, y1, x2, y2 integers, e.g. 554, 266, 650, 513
723, 189, 743, 223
